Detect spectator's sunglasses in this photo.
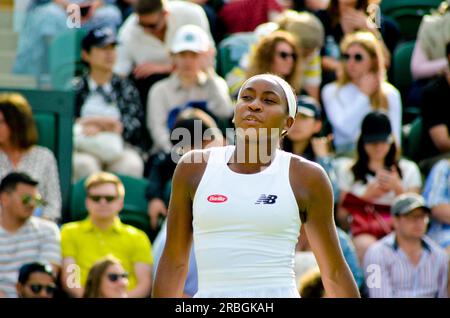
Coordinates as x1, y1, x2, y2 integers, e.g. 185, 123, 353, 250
29, 284, 57, 295
88, 195, 118, 203
21, 194, 46, 207
342, 53, 364, 62
107, 272, 129, 282
277, 51, 297, 60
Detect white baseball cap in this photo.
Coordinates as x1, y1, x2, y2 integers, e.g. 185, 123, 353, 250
171, 24, 209, 54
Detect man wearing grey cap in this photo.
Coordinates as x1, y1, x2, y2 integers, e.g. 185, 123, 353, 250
363, 193, 449, 298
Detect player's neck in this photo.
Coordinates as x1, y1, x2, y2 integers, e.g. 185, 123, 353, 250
231, 139, 278, 169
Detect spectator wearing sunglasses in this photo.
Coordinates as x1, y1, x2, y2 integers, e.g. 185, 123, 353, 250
0, 93, 61, 222
114, 0, 214, 106
321, 31, 402, 156
60, 172, 153, 298
0, 172, 61, 298
224, 30, 303, 100
315, 0, 400, 85
247, 31, 302, 93
16, 262, 57, 298
83, 256, 129, 298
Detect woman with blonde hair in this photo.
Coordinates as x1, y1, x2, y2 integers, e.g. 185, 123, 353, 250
321, 31, 402, 155
246, 31, 302, 94
0, 93, 61, 222
83, 256, 129, 298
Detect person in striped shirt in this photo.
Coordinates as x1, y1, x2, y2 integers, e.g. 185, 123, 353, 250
0, 172, 61, 298
363, 193, 449, 298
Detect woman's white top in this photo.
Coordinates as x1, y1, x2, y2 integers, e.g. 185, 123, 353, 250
335, 157, 422, 205
192, 145, 301, 298
321, 82, 402, 154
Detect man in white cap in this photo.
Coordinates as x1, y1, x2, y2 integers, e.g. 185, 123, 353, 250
363, 193, 449, 298
114, 0, 215, 105
146, 24, 233, 154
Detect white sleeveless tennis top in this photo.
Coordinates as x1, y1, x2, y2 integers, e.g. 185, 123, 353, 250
192, 145, 301, 298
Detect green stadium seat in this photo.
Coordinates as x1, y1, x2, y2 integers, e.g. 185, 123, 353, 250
69, 174, 151, 236
49, 29, 87, 90
403, 116, 423, 162
33, 113, 56, 152
380, 0, 443, 40
391, 40, 415, 99
217, 32, 256, 77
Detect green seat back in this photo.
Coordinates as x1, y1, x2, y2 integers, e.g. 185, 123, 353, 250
405, 117, 423, 162
391, 41, 415, 99
70, 174, 151, 236
33, 113, 56, 152
380, 0, 443, 40
217, 32, 256, 77
49, 29, 87, 90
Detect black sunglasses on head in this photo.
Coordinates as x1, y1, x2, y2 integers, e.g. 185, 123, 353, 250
107, 272, 129, 282
341, 53, 364, 62
88, 195, 118, 203
29, 284, 57, 295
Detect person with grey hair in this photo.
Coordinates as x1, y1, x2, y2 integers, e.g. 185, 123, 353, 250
363, 193, 449, 298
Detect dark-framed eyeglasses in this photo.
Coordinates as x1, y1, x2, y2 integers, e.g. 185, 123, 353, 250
277, 51, 297, 60
29, 284, 57, 295
107, 272, 129, 282
88, 195, 118, 203
21, 194, 46, 207
341, 53, 364, 62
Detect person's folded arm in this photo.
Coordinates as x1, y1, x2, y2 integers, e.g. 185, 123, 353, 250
411, 42, 449, 80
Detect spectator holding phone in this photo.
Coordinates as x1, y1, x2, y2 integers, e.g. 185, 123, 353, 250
335, 112, 422, 262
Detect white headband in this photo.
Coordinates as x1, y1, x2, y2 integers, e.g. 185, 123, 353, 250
238, 74, 297, 119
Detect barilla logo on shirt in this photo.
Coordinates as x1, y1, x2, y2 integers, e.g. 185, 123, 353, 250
207, 194, 228, 203
255, 194, 278, 205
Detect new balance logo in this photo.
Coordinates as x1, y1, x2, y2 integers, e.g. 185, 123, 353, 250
255, 194, 278, 205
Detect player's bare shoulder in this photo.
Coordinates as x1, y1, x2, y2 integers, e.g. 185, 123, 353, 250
174, 146, 224, 194
288, 153, 332, 199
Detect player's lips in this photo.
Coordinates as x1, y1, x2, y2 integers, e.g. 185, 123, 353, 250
243, 114, 262, 123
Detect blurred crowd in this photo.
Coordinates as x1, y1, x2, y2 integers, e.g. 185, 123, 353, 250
1, 0, 450, 298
